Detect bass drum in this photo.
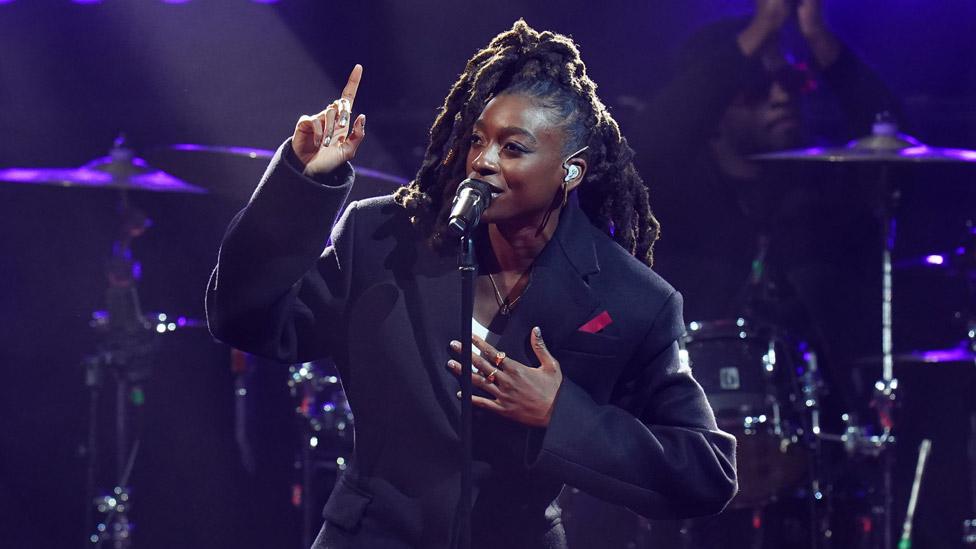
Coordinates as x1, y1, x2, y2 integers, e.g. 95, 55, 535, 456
683, 318, 812, 509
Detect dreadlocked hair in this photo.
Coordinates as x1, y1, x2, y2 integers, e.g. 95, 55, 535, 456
393, 19, 661, 266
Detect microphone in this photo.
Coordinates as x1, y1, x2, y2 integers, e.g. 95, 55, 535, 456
448, 178, 493, 237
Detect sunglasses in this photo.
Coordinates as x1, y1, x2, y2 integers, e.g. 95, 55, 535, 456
742, 61, 817, 103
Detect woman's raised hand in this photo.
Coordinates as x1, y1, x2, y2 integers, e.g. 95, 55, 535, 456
292, 64, 367, 177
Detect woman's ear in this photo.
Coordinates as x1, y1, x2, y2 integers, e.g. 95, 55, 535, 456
563, 158, 587, 192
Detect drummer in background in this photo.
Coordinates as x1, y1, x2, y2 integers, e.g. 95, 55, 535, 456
635, 0, 901, 388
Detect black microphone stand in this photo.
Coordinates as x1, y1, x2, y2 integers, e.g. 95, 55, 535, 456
447, 178, 492, 549
455, 233, 476, 549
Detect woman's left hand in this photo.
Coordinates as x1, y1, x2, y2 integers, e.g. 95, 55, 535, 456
448, 327, 563, 427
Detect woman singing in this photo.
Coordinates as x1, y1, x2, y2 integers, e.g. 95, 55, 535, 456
207, 20, 736, 549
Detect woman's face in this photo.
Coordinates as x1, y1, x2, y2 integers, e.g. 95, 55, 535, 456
464, 93, 569, 227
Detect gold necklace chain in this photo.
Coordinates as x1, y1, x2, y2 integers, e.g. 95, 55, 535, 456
486, 270, 531, 316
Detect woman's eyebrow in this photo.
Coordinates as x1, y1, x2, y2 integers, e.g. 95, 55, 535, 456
472, 120, 538, 143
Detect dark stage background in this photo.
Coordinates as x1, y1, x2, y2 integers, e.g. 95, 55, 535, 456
1, 2, 974, 548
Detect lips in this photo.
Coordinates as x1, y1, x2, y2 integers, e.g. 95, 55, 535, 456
484, 182, 504, 199
464, 175, 504, 201
765, 108, 800, 131
767, 115, 799, 132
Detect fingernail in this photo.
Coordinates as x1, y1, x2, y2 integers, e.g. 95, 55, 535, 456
533, 326, 542, 338
456, 390, 462, 399
361, 114, 366, 130
447, 360, 459, 370
450, 340, 461, 350
323, 136, 331, 147
340, 111, 349, 128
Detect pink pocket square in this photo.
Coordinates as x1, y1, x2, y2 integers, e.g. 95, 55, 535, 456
578, 310, 612, 334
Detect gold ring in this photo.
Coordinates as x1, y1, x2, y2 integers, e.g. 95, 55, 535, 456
493, 351, 506, 368
485, 368, 499, 384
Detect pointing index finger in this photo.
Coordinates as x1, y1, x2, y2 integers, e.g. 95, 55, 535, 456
341, 64, 363, 110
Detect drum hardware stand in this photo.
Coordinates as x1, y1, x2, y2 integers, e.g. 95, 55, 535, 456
969, 318, 975, 356
876, 158, 901, 549
965, 412, 976, 546
288, 360, 318, 549
957, 220, 976, 359
286, 360, 352, 548
84, 336, 154, 549
954, 221, 976, 545
743, 240, 836, 549
83, 154, 157, 548
743, 240, 836, 548
851, 118, 906, 548
815, 389, 897, 549
799, 350, 834, 549
763, 337, 786, 441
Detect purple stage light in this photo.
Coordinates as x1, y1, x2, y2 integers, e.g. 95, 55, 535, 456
916, 347, 976, 363
71, 0, 103, 4
130, 170, 207, 192
901, 146, 976, 161
924, 254, 945, 265
0, 167, 111, 184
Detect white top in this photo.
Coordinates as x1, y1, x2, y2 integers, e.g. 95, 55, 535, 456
470, 317, 502, 372
471, 317, 489, 355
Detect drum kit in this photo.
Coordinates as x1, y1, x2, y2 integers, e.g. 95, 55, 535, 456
0, 135, 405, 548
1, 116, 973, 548
675, 116, 976, 549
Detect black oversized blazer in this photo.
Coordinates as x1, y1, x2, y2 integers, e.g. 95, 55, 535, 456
207, 143, 737, 549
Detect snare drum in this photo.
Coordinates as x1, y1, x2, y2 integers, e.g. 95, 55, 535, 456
683, 318, 811, 509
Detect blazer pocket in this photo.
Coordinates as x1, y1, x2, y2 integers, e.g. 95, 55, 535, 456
322, 472, 373, 530
557, 331, 621, 357
323, 469, 424, 543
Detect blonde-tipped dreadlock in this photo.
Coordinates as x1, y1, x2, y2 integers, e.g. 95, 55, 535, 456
393, 19, 661, 266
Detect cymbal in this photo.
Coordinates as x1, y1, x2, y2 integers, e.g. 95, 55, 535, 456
145, 144, 409, 202
0, 144, 207, 194
752, 120, 976, 164
753, 144, 976, 164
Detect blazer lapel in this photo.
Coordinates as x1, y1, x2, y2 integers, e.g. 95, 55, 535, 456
494, 198, 603, 365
